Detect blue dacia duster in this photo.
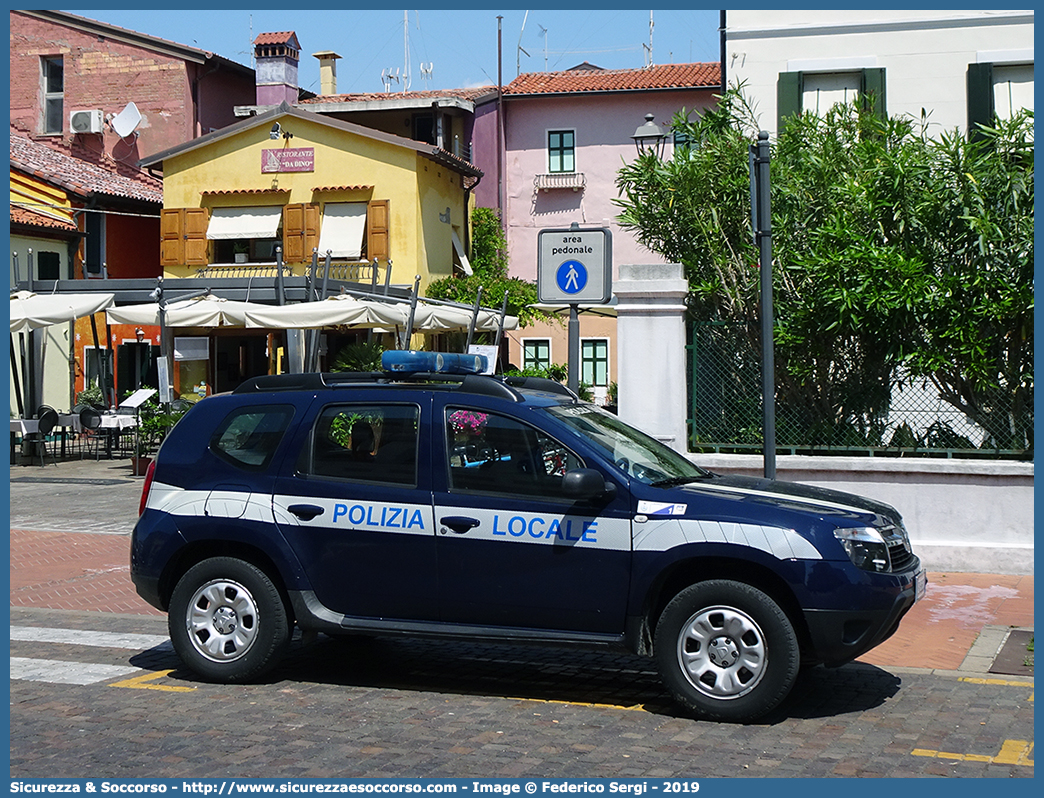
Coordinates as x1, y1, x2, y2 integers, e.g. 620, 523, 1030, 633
131, 351, 925, 722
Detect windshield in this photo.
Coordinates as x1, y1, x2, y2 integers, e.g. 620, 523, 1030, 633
546, 404, 711, 485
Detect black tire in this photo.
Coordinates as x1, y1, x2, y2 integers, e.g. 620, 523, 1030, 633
653, 580, 800, 722
168, 557, 291, 683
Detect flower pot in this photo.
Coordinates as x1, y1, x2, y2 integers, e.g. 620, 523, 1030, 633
131, 456, 152, 476
234, 253, 248, 264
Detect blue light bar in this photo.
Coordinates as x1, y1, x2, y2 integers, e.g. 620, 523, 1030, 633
382, 351, 488, 375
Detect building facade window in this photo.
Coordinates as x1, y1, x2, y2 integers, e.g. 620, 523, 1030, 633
777, 68, 886, 130
522, 339, 551, 371
547, 130, 575, 173
36, 251, 62, 281
41, 56, 64, 135
581, 339, 609, 388
968, 61, 1034, 138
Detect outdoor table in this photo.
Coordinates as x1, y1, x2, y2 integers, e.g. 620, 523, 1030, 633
10, 414, 86, 462
10, 418, 39, 464
98, 413, 138, 458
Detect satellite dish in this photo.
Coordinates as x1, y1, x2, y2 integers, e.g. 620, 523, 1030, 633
110, 101, 142, 138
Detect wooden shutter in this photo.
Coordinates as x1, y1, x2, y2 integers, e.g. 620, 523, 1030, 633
183, 208, 210, 266
160, 208, 209, 268
860, 68, 887, 121
159, 209, 184, 267
967, 62, 995, 142
367, 199, 390, 262
777, 71, 803, 131
282, 203, 318, 263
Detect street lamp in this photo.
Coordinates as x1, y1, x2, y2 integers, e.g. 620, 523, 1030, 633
631, 113, 667, 158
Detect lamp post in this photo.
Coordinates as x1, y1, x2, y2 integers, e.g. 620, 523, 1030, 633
631, 113, 667, 158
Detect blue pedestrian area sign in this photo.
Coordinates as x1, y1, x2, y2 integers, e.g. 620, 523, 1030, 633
537, 226, 612, 304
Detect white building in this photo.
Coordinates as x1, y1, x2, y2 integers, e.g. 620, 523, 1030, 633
724, 9, 1033, 137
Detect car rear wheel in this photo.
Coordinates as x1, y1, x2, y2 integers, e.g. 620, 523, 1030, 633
654, 580, 799, 722
169, 557, 290, 682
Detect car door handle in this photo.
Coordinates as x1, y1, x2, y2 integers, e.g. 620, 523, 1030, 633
440, 516, 480, 535
288, 504, 324, 521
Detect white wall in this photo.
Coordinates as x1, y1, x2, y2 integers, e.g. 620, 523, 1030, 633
726, 9, 1034, 136
695, 453, 1034, 575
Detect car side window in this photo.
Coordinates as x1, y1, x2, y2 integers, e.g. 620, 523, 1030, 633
209, 404, 295, 471
304, 404, 419, 486
445, 407, 583, 498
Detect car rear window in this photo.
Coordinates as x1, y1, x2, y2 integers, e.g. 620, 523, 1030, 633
209, 404, 294, 471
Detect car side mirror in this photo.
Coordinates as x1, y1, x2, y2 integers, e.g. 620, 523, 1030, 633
562, 468, 616, 502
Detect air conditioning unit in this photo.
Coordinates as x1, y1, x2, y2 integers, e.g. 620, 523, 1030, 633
69, 109, 104, 134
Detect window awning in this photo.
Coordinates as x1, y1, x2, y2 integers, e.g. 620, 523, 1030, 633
317, 203, 367, 258
206, 206, 282, 240
451, 229, 473, 276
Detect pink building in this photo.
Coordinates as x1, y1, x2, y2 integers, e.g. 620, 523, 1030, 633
474, 63, 720, 282
472, 63, 720, 401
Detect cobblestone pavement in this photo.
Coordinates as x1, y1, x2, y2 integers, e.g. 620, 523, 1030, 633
7, 607, 1036, 779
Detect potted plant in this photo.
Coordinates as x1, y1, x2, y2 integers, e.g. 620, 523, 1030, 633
233, 242, 249, 263
131, 398, 188, 475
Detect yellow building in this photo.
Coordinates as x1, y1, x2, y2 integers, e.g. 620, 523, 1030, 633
141, 102, 481, 293
135, 102, 484, 395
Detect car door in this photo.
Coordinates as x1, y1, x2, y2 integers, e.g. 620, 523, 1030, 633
432, 396, 632, 634
271, 392, 437, 620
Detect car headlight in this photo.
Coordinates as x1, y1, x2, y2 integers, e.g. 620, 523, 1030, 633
834, 526, 890, 572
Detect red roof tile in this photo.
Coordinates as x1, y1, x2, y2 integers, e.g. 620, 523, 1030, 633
311, 185, 374, 192
200, 188, 289, 196
10, 205, 79, 232
9, 129, 162, 204
505, 63, 720, 96
301, 86, 495, 106
254, 31, 300, 48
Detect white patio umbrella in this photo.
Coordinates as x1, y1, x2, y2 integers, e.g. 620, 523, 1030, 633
106, 294, 252, 327
242, 294, 409, 329
410, 302, 519, 332
10, 290, 115, 334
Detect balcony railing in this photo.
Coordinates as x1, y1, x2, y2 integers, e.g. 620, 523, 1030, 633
534, 172, 586, 191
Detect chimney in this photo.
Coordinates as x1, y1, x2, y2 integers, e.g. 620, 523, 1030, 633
253, 32, 301, 107
313, 51, 342, 96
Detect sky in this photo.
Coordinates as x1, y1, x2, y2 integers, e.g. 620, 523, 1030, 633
60, 5, 722, 96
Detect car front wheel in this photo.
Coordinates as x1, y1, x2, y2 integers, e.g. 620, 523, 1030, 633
654, 580, 799, 722
169, 557, 291, 682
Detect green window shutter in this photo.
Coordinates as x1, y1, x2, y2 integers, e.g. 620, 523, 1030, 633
777, 71, 803, 131
967, 62, 995, 141
860, 67, 887, 120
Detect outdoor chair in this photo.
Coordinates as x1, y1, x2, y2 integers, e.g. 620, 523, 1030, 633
78, 405, 104, 460
26, 405, 59, 467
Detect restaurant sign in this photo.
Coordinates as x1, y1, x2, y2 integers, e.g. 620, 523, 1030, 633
262, 147, 315, 173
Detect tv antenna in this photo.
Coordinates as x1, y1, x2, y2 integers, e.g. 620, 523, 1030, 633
419, 62, 434, 88
517, 10, 529, 77
644, 11, 654, 67
381, 68, 400, 93
538, 24, 548, 71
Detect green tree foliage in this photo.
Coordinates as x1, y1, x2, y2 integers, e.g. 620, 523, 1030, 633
427, 207, 551, 328
615, 88, 1033, 450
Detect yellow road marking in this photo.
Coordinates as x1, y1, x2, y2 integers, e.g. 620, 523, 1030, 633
110, 669, 196, 692
913, 740, 1033, 767
509, 696, 648, 712
958, 677, 1033, 702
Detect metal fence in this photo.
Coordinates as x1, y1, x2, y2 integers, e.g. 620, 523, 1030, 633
686, 320, 1031, 459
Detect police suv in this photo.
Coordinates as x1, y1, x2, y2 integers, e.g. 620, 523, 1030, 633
131, 351, 925, 722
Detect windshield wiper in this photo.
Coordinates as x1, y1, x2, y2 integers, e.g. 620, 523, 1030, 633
650, 474, 714, 488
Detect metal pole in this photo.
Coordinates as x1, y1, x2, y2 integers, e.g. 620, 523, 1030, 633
753, 130, 776, 479
465, 286, 483, 351
274, 246, 286, 306
403, 275, 421, 349
567, 304, 580, 396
